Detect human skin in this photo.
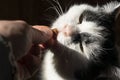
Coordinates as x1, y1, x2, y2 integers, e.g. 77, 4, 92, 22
0, 20, 53, 80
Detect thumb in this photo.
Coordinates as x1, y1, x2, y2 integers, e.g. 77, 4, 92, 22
31, 25, 53, 44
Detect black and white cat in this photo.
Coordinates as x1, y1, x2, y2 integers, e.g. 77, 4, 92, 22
39, 1, 120, 80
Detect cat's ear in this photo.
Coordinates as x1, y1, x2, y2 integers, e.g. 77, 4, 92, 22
112, 5, 120, 46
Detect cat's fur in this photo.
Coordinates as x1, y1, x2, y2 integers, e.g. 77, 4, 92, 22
39, 1, 120, 80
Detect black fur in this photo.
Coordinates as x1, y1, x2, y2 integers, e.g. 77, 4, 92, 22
74, 10, 120, 80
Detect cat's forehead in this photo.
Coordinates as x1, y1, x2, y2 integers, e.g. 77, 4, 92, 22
66, 4, 98, 18
52, 4, 98, 28
52, 3, 116, 32
82, 10, 114, 29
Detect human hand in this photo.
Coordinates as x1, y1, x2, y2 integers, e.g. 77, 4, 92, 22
0, 20, 53, 80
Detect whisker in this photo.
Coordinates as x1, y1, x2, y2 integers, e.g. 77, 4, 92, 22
42, 14, 55, 22
65, 0, 73, 12
102, 47, 114, 50
52, 0, 64, 14
45, 6, 61, 16
46, 0, 61, 16
55, 6, 62, 15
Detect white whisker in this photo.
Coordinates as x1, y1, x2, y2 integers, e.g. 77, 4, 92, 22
65, 0, 73, 12
47, 6, 61, 16
99, 48, 108, 54
52, 0, 64, 14
42, 14, 55, 22
102, 47, 114, 50
55, 6, 63, 15
46, 0, 61, 16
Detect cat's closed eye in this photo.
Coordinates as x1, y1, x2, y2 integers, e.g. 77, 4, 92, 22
72, 32, 97, 44
81, 33, 99, 44
78, 14, 84, 24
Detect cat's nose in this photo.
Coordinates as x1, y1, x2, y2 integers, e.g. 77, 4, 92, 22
61, 25, 74, 36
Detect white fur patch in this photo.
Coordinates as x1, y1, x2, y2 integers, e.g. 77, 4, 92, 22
115, 67, 120, 78
41, 51, 64, 80
78, 21, 104, 36
57, 32, 72, 45
52, 4, 98, 31
102, 1, 120, 13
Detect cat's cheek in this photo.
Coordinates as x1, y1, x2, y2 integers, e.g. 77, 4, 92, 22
57, 32, 65, 42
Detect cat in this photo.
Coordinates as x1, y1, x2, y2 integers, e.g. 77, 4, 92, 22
39, 1, 120, 80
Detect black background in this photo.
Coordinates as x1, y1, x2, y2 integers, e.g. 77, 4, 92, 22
0, 0, 118, 26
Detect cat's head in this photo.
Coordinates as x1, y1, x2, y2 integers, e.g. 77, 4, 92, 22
52, 1, 120, 59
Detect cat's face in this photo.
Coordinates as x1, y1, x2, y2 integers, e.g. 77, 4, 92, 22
52, 3, 119, 59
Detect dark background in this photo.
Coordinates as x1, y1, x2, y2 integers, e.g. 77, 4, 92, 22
0, 0, 118, 26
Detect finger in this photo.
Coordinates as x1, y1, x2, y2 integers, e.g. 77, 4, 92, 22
31, 25, 53, 44
39, 28, 59, 49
